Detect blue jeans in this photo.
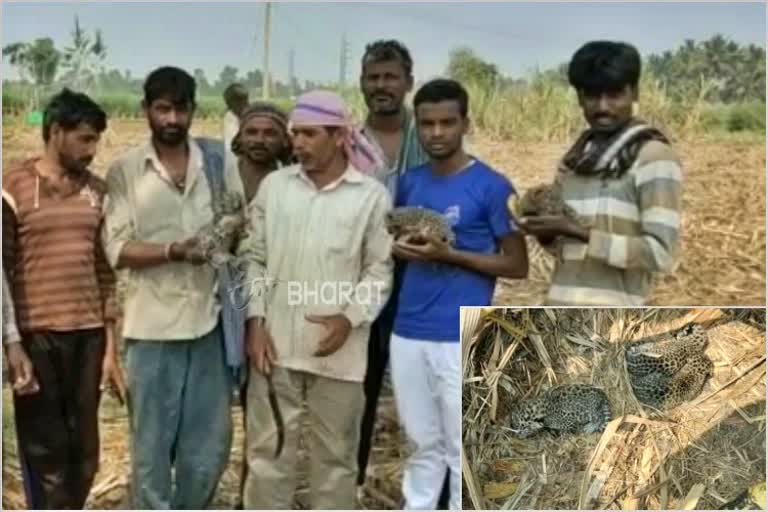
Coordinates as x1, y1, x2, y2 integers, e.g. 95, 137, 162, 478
125, 322, 233, 509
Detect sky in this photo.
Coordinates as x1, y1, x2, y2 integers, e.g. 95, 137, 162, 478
1, 1, 765, 86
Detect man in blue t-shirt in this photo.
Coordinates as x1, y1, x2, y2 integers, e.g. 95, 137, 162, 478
391, 78, 528, 510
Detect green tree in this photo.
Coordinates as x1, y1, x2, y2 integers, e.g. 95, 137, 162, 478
446, 46, 499, 90
645, 35, 765, 103
60, 16, 107, 94
2, 37, 61, 108
193, 68, 212, 95
217, 65, 240, 93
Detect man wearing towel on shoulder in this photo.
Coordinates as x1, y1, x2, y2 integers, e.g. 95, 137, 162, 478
520, 41, 682, 306
241, 90, 393, 509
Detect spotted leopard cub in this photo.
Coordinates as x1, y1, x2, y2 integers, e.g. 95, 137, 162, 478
386, 207, 456, 246
508, 384, 612, 439
510, 180, 586, 259
625, 323, 713, 410
197, 191, 248, 270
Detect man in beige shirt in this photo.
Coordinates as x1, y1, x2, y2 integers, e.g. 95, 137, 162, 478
241, 90, 393, 510
102, 67, 249, 509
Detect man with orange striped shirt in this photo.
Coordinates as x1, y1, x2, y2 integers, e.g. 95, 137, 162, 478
1, 88, 125, 510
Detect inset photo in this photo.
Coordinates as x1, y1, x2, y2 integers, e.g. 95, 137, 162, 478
461, 307, 766, 510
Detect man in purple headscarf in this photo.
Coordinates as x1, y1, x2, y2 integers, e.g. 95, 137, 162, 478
240, 90, 393, 509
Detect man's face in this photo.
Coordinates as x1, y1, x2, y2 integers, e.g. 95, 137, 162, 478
415, 100, 468, 161
360, 59, 413, 116
226, 94, 249, 116
291, 125, 343, 174
578, 84, 636, 133
51, 122, 101, 174
144, 96, 194, 146
239, 116, 287, 166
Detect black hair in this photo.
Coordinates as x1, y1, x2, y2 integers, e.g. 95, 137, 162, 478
42, 88, 107, 143
413, 78, 469, 117
143, 66, 196, 107
362, 39, 413, 76
568, 41, 642, 93
223, 82, 249, 103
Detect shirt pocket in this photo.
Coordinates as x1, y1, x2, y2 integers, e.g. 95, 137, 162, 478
326, 216, 359, 254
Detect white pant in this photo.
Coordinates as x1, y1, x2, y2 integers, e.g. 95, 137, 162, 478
390, 334, 461, 510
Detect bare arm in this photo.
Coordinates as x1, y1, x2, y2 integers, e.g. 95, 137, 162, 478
102, 162, 203, 270
440, 233, 529, 279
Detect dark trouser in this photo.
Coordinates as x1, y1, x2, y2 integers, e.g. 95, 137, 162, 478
236, 373, 249, 510
13, 328, 105, 510
357, 264, 451, 509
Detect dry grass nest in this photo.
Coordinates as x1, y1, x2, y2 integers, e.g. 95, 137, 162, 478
461, 307, 766, 510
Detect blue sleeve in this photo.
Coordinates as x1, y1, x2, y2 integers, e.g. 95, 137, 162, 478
486, 175, 518, 240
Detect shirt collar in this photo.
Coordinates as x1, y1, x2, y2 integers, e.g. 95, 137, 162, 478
142, 137, 204, 187
286, 162, 364, 190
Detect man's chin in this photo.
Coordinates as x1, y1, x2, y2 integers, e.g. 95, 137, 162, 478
369, 103, 402, 116
246, 153, 277, 166
589, 117, 631, 134
155, 132, 187, 146
426, 149, 456, 161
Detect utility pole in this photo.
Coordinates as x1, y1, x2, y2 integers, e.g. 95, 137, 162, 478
338, 33, 349, 89
289, 47, 296, 96
262, 1, 271, 99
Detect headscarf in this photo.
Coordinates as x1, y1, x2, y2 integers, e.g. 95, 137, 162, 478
289, 90, 384, 175
231, 102, 293, 166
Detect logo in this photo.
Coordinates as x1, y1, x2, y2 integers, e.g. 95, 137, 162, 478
444, 205, 460, 227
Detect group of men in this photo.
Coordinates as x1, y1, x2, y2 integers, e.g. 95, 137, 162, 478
1, 38, 682, 510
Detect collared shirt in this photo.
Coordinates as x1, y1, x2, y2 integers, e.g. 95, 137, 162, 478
546, 140, 683, 306
2, 159, 118, 333
101, 138, 248, 340
2, 267, 21, 345
223, 110, 240, 178
245, 163, 394, 382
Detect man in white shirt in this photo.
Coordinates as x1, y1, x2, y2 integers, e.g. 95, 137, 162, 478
103, 67, 251, 509
223, 83, 249, 173
241, 90, 393, 510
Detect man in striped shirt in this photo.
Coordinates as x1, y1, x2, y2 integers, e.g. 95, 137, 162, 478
2, 89, 124, 509
520, 41, 682, 306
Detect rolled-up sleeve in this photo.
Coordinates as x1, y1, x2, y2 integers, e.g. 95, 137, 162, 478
243, 176, 270, 319
343, 187, 394, 328
101, 162, 134, 269
2, 267, 21, 345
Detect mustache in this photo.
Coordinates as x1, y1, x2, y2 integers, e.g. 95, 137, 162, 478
246, 143, 269, 152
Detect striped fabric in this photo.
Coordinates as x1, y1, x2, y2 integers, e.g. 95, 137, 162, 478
2, 159, 118, 332
361, 110, 429, 199
545, 140, 683, 306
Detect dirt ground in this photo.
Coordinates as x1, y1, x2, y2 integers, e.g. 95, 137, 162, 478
2, 376, 405, 510
3, 117, 764, 307
475, 136, 766, 307
1, 117, 409, 509
1, 117, 765, 509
